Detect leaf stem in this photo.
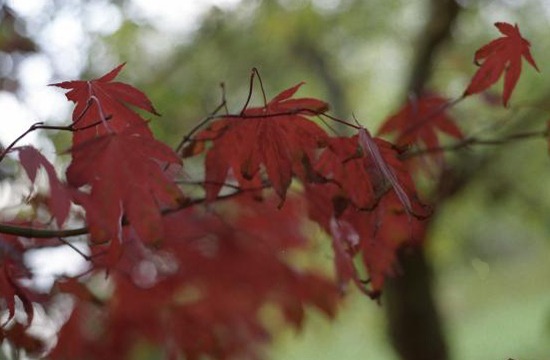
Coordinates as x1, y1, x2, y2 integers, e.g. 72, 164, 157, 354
319, 113, 361, 130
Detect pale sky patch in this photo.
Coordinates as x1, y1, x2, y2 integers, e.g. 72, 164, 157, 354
129, 0, 242, 34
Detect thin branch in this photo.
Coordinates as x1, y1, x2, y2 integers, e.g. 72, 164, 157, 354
0, 182, 272, 239
174, 101, 227, 156
0, 123, 71, 163
178, 107, 332, 154
177, 179, 246, 190
0, 223, 89, 238
319, 113, 361, 131
73, 116, 113, 132
163, 182, 272, 215
317, 115, 341, 136
240, 68, 257, 115
402, 128, 549, 159
252, 67, 267, 107
57, 237, 91, 261
3, 124, 543, 240
71, 98, 93, 127
397, 95, 465, 140
220, 109, 320, 119
219, 82, 229, 114
0, 114, 112, 164
173, 81, 229, 156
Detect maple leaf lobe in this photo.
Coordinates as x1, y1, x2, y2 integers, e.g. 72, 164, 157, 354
18, 146, 72, 226
198, 83, 329, 203
66, 131, 183, 244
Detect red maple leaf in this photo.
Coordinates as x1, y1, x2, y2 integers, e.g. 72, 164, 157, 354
0, 233, 36, 328
378, 94, 463, 150
464, 22, 539, 106
190, 83, 328, 203
53, 64, 158, 145
17, 146, 72, 226
66, 128, 183, 245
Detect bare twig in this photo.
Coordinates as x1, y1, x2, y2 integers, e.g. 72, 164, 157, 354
402, 128, 549, 159
240, 68, 257, 115
173, 101, 227, 156
319, 113, 361, 130
252, 67, 267, 107
395, 95, 465, 140
57, 237, 91, 261
0, 182, 272, 239
0, 114, 112, 164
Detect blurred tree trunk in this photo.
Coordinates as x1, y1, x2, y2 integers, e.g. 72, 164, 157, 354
384, 1, 460, 360
385, 247, 448, 360
291, 36, 350, 121
406, 0, 460, 96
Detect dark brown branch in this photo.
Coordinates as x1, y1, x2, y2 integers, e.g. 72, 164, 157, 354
178, 179, 247, 190
0, 116, 111, 163
240, 68, 257, 115
56, 237, 91, 261
0, 122, 67, 163
239, 68, 267, 115
2, 112, 544, 241
407, 0, 460, 94
397, 96, 465, 141
173, 100, 227, 155
0, 182, 272, 239
180, 108, 353, 150
402, 128, 549, 159
319, 112, 361, 130
252, 67, 267, 107
0, 223, 89, 238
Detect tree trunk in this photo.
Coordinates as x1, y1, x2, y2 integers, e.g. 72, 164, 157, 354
384, 1, 460, 360
385, 247, 449, 360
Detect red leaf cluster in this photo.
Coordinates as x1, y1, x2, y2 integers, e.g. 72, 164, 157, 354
2, 24, 539, 357
53, 65, 184, 251
305, 134, 429, 295
51, 197, 338, 359
184, 82, 430, 297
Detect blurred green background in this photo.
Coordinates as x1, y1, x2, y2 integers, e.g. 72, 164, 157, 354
2, 0, 550, 359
